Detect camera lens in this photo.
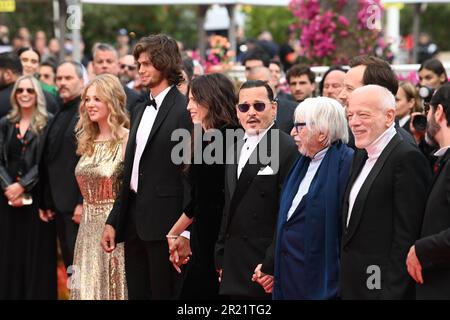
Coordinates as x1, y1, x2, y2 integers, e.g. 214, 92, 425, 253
412, 114, 427, 132
418, 86, 435, 103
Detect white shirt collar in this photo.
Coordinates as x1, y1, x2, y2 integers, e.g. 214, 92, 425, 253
243, 122, 275, 142
150, 85, 172, 109
434, 145, 450, 157
311, 147, 329, 162
365, 123, 396, 159
398, 115, 411, 128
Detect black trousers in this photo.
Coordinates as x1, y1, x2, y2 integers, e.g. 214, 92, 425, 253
55, 210, 79, 269
124, 192, 184, 300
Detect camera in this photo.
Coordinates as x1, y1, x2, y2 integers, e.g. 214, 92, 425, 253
412, 114, 427, 132
418, 86, 435, 104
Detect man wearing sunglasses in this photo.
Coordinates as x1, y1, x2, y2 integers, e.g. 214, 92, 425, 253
119, 54, 138, 89
215, 80, 298, 299
92, 43, 140, 112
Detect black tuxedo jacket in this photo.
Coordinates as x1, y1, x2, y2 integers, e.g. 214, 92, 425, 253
275, 97, 296, 135
106, 86, 192, 242
38, 97, 82, 213
415, 149, 450, 299
341, 133, 431, 299
215, 127, 298, 298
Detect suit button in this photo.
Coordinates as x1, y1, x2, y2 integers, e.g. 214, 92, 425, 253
226, 233, 230, 239
260, 191, 265, 197
243, 236, 248, 241
253, 213, 257, 219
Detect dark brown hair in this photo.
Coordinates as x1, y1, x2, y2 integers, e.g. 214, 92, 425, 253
349, 55, 398, 95
133, 34, 183, 86
286, 64, 315, 84
189, 73, 239, 130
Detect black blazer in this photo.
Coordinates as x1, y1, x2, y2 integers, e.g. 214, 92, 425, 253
38, 97, 82, 213
415, 149, 450, 299
215, 127, 298, 298
341, 133, 431, 299
0, 116, 51, 192
106, 86, 192, 242
275, 97, 296, 135
123, 85, 140, 112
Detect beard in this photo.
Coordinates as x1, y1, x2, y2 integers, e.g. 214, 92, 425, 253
146, 73, 164, 89
425, 113, 441, 147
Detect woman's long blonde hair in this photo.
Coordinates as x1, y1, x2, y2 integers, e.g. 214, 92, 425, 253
8, 75, 49, 135
76, 74, 129, 156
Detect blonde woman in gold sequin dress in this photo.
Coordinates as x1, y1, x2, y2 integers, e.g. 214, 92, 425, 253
70, 74, 129, 300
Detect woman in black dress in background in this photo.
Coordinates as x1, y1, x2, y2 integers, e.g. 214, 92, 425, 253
167, 73, 239, 299
0, 75, 56, 299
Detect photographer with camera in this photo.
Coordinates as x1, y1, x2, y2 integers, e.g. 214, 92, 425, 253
418, 58, 448, 104
410, 59, 449, 169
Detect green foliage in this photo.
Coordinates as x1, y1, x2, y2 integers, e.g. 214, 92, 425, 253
0, 1, 54, 37
400, 4, 450, 51
244, 6, 295, 44
82, 4, 198, 51
0, 3, 199, 52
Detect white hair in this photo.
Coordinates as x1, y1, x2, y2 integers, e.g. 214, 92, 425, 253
352, 84, 396, 111
295, 97, 349, 145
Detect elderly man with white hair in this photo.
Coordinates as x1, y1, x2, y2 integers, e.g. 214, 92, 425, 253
340, 84, 431, 300
271, 97, 354, 299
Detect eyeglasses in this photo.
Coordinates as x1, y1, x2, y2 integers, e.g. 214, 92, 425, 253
16, 88, 36, 94
293, 122, 306, 133
120, 64, 137, 71
237, 102, 269, 113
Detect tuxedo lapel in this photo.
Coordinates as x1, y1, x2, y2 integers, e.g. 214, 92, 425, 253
344, 134, 402, 245
342, 149, 367, 233
145, 87, 177, 149
228, 129, 273, 222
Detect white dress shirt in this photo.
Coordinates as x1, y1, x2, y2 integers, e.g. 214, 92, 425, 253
434, 145, 450, 157
398, 115, 410, 129
346, 124, 397, 227
237, 123, 274, 179
130, 86, 172, 192
287, 147, 329, 220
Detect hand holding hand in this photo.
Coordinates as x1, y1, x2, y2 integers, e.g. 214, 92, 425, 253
252, 263, 274, 294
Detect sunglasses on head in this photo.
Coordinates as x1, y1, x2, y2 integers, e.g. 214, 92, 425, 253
16, 88, 35, 94
120, 64, 137, 71
237, 102, 270, 113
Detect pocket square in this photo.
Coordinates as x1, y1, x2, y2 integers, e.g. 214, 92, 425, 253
257, 165, 274, 175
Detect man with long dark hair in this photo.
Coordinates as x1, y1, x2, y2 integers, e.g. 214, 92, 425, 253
101, 34, 191, 299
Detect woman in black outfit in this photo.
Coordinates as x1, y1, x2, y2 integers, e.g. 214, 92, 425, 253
0, 75, 56, 299
167, 73, 239, 299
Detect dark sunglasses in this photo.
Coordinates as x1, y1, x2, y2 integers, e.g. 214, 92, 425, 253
293, 122, 306, 133
16, 88, 36, 94
120, 64, 137, 71
237, 102, 269, 113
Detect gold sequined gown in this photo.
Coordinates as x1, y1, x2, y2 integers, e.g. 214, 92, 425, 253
70, 140, 127, 300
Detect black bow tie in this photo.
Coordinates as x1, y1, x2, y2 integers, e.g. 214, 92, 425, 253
148, 98, 157, 110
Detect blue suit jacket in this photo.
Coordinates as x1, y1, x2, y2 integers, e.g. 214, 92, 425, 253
273, 142, 353, 299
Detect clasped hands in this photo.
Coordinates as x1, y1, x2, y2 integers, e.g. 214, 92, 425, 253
4, 182, 25, 207
167, 235, 192, 273
252, 263, 274, 294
